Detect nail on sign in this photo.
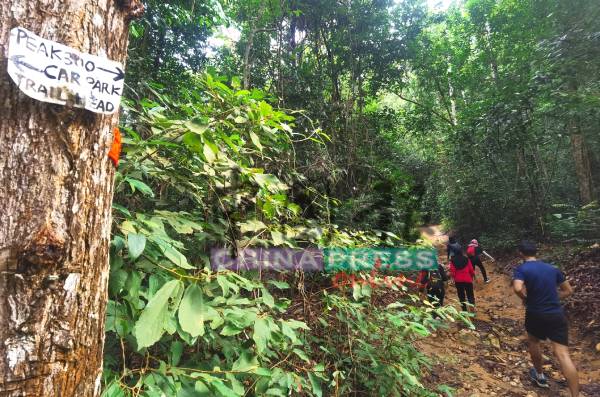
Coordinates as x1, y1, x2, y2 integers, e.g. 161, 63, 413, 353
7, 27, 124, 114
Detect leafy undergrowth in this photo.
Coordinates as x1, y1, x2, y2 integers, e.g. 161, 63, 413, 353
300, 285, 469, 397
101, 77, 465, 396
562, 246, 600, 333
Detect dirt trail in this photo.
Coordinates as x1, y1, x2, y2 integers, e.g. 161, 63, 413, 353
417, 226, 600, 397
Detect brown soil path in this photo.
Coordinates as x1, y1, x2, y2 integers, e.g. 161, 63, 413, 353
417, 226, 600, 397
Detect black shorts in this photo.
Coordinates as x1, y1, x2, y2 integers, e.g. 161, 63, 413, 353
525, 311, 569, 346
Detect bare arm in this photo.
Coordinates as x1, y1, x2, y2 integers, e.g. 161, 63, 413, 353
558, 280, 573, 299
513, 279, 527, 302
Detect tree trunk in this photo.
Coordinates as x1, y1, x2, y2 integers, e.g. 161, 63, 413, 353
564, 79, 595, 205
446, 60, 458, 126
484, 22, 499, 84
243, 3, 266, 90
0, 1, 141, 396
569, 128, 594, 204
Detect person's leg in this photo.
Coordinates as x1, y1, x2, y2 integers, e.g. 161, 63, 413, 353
427, 286, 439, 308
456, 282, 467, 311
427, 287, 441, 319
477, 261, 488, 281
473, 258, 488, 281
527, 333, 543, 374
426, 291, 436, 307
465, 282, 475, 312
552, 342, 579, 397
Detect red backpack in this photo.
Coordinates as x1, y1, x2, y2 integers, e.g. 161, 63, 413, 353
467, 245, 476, 257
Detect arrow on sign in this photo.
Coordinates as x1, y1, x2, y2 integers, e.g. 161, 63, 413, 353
10, 55, 41, 73
97, 66, 125, 81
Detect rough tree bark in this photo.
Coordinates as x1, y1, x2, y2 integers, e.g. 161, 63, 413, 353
569, 126, 594, 205
0, 1, 141, 395
565, 81, 595, 205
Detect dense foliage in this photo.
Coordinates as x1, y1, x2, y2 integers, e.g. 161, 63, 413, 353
102, 77, 464, 396
406, 0, 600, 242
205, 0, 600, 243
103, 0, 600, 395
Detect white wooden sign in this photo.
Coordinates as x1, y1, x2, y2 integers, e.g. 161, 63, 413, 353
7, 27, 125, 114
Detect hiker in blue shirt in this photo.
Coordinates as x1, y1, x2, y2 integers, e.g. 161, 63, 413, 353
512, 240, 579, 396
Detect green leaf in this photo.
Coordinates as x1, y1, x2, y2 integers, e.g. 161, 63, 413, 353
150, 237, 194, 269
285, 319, 310, 330
270, 230, 285, 246
182, 131, 203, 153
120, 220, 137, 234
308, 372, 322, 397
267, 280, 289, 289
239, 219, 267, 233
178, 284, 218, 337
201, 140, 219, 164
185, 120, 208, 135
129, 23, 143, 39
280, 123, 292, 133
226, 373, 245, 396
212, 379, 241, 397
194, 380, 212, 395
170, 340, 184, 366
361, 283, 372, 297
293, 348, 310, 363
197, 374, 240, 397
252, 367, 272, 377
108, 268, 128, 296
261, 288, 275, 308
216, 274, 231, 296
232, 351, 259, 372
220, 324, 244, 336
127, 233, 146, 260
125, 177, 154, 197
134, 280, 183, 348
102, 381, 126, 397
352, 283, 362, 300
280, 321, 298, 344
287, 203, 301, 216
253, 318, 271, 354
112, 203, 131, 217
155, 211, 203, 234
252, 173, 288, 193
249, 131, 263, 151
234, 115, 247, 124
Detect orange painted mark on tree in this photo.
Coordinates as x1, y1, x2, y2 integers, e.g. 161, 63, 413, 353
107, 127, 122, 167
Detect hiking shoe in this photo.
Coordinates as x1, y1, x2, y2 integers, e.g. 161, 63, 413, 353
529, 368, 549, 388
484, 279, 491, 284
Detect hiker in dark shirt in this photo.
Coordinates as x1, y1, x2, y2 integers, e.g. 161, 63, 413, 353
512, 240, 578, 396
446, 236, 462, 261
467, 239, 494, 283
417, 262, 448, 308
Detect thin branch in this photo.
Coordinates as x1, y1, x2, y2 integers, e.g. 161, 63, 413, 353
395, 92, 456, 126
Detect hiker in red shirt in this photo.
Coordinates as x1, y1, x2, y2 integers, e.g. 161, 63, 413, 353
449, 246, 475, 312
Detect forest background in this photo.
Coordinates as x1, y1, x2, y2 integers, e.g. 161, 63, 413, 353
102, 0, 600, 396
